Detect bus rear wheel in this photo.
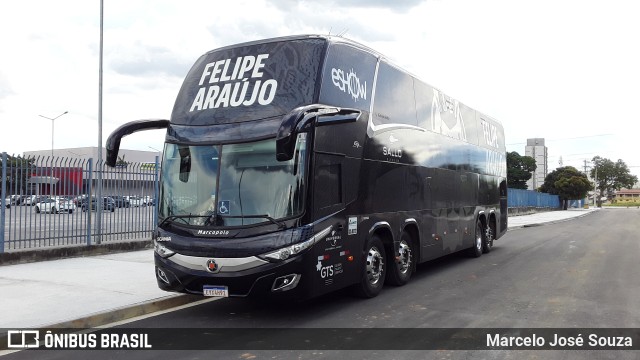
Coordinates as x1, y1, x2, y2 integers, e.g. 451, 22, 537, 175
353, 235, 386, 298
386, 231, 414, 286
467, 219, 484, 258
483, 221, 494, 253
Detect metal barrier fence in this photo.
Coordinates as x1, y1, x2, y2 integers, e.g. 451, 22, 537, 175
1, 152, 159, 253
507, 188, 561, 209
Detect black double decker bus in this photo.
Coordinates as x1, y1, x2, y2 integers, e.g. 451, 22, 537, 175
106, 35, 507, 300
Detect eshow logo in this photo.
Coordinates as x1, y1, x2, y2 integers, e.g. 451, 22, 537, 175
331, 67, 367, 102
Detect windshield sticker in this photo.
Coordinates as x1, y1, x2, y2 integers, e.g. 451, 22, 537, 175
331, 67, 367, 102
190, 54, 277, 111
218, 200, 230, 215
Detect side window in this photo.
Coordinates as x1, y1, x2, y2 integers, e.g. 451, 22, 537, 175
314, 154, 344, 218
372, 61, 417, 127
414, 81, 433, 130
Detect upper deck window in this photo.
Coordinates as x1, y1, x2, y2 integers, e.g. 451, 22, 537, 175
371, 61, 417, 127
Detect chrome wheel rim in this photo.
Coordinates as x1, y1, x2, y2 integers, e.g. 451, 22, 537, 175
366, 246, 384, 285
485, 225, 494, 249
397, 240, 412, 275
475, 226, 483, 251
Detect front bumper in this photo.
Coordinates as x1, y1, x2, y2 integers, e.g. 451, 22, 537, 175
154, 252, 308, 298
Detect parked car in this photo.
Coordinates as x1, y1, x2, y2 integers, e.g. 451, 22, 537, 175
81, 197, 116, 212
127, 196, 147, 207
4, 196, 10, 208
5, 195, 24, 206
35, 197, 76, 214
22, 195, 41, 206
73, 195, 89, 207
110, 195, 131, 208
13, 195, 28, 205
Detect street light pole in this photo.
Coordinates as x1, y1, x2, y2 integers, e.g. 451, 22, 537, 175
38, 111, 68, 157
96, 0, 104, 244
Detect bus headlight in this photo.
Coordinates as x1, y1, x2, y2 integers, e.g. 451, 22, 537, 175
259, 226, 332, 262
154, 241, 175, 258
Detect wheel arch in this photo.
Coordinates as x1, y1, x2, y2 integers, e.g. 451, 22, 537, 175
367, 221, 394, 251
401, 219, 420, 264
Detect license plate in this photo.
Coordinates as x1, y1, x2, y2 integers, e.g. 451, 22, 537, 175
203, 285, 229, 297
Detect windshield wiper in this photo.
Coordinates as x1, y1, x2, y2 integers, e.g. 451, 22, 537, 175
159, 214, 210, 228
219, 214, 286, 229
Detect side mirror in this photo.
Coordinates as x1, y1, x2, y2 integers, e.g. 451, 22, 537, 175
275, 105, 360, 161
106, 119, 170, 167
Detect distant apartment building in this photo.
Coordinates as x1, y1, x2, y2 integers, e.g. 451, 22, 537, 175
525, 138, 548, 190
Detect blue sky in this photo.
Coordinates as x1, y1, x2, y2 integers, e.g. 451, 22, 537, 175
1, 0, 639, 178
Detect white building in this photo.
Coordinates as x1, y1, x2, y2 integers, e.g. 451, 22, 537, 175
23, 147, 161, 164
20, 147, 161, 197
525, 138, 548, 190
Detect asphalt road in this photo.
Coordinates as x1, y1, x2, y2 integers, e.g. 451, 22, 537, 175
4, 209, 640, 359
2, 206, 155, 250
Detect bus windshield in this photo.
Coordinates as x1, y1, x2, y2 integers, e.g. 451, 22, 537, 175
159, 134, 307, 227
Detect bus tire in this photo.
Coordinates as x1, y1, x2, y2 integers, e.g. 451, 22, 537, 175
483, 221, 494, 254
467, 219, 483, 258
386, 231, 414, 286
353, 235, 386, 298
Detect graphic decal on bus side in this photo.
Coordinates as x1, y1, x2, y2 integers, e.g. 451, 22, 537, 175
324, 230, 342, 251
189, 54, 277, 111
431, 89, 467, 141
331, 67, 367, 102
317, 255, 344, 283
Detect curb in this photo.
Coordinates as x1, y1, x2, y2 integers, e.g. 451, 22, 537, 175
0, 294, 206, 351
48, 294, 205, 329
0, 240, 153, 266
507, 210, 597, 230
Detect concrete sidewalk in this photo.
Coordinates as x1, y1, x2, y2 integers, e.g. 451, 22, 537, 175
0, 208, 599, 329
507, 207, 598, 228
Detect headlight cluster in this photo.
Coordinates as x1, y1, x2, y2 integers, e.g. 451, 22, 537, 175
154, 241, 175, 258
259, 226, 332, 262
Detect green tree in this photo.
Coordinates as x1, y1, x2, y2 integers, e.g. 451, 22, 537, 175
539, 166, 593, 210
590, 156, 638, 206
0, 155, 36, 195
506, 151, 537, 189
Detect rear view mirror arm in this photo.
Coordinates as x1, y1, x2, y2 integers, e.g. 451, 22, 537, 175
105, 119, 170, 167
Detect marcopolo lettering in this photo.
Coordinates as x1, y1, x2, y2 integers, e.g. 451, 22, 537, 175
190, 54, 278, 111
196, 230, 230, 236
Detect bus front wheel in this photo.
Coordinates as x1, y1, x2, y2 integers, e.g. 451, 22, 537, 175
353, 235, 386, 298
